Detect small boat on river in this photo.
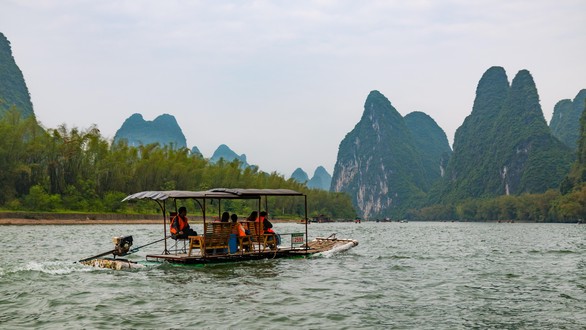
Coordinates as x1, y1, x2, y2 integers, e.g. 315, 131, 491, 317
79, 188, 358, 269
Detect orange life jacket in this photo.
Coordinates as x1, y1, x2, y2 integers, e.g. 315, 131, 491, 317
232, 222, 246, 237
170, 215, 188, 235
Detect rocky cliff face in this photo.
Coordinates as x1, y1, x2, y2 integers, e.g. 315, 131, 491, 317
0, 33, 35, 118
550, 89, 586, 150
331, 90, 439, 219
433, 67, 573, 203
113, 113, 187, 148
210, 144, 249, 167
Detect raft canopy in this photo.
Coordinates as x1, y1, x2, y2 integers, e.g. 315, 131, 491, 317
121, 188, 305, 202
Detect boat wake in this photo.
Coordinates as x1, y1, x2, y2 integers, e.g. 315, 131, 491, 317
7, 261, 94, 275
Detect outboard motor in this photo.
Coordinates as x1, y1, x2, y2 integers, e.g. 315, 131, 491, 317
112, 236, 133, 256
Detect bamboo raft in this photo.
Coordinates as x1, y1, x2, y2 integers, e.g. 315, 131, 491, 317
78, 189, 359, 269
80, 236, 358, 269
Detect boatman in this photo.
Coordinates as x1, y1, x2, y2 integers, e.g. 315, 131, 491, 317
170, 206, 198, 239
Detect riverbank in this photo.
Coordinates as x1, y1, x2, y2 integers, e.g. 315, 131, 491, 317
0, 212, 301, 225
0, 212, 162, 225
0, 218, 161, 225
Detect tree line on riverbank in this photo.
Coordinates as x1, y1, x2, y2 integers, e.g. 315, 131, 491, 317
0, 109, 356, 219
407, 188, 585, 222
1, 104, 584, 222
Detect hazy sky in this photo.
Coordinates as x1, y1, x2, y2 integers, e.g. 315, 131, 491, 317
1, 1, 585, 177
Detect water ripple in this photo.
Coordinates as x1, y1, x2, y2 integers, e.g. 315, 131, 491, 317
0, 222, 585, 328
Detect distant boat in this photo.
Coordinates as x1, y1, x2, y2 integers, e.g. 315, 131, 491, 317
310, 214, 334, 223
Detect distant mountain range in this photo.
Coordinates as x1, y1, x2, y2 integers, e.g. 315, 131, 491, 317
113, 113, 332, 185
331, 66, 581, 219
113, 113, 187, 149
290, 166, 332, 191
2, 31, 584, 219
209, 144, 249, 167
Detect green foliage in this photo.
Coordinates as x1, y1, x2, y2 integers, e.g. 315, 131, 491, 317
103, 191, 128, 212
413, 189, 584, 222
559, 98, 586, 195
549, 90, 586, 150
434, 67, 573, 205
0, 113, 356, 219
404, 111, 452, 186
24, 185, 61, 211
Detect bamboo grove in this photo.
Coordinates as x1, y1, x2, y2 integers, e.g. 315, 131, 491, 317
0, 109, 356, 219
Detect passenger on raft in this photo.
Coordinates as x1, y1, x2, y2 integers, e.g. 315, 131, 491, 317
220, 211, 230, 222
231, 213, 250, 252
231, 214, 246, 237
260, 211, 280, 246
259, 211, 273, 233
170, 206, 198, 239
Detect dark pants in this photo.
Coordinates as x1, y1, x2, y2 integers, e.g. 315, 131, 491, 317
172, 228, 198, 239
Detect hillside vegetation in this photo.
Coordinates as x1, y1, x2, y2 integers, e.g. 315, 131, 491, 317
413, 101, 586, 222
331, 90, 451, 219
0, 109, 356, 219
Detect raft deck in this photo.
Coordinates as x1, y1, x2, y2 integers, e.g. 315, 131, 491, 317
144, 237, 358, 264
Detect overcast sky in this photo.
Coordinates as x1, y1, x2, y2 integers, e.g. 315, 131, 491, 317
1, 1, 585, 177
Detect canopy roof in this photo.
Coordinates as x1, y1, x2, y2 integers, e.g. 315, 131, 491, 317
209, 188, 304, 196
122, 188, 304, 202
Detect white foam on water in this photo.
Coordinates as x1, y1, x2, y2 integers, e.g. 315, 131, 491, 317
17, 260, 93, 275
314, 241, 357, 258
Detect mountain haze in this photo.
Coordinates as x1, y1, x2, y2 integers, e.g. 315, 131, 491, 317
307, 166, 332, 191
113, 113, 187, 149
291, 168, 309, 183
210, 144, 249, 167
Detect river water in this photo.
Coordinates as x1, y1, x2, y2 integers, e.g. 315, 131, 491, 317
0, 222, 585, 329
